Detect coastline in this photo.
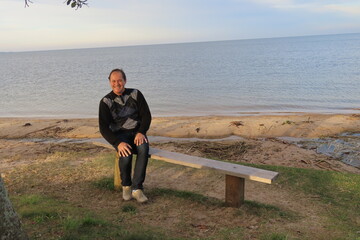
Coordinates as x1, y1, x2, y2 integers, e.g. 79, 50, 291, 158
1, 113, 359, 139
1, 113, 359, 173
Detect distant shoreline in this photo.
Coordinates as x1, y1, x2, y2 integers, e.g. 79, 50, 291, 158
2, 32, 359, 53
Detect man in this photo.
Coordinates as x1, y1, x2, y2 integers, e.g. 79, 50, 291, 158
99, 68, 151, 203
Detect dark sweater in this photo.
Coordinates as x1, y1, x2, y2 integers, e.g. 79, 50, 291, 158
98, 88, 151, 147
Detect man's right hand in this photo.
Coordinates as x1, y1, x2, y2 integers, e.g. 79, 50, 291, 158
117, 142, 132, 157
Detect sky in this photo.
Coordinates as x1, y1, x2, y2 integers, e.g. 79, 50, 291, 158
1, 0, 360, 52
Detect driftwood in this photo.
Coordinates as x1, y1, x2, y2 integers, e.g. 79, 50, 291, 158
0, 175, 28, 240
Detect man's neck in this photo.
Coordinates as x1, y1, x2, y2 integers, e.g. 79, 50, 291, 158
113, 89, 126, 96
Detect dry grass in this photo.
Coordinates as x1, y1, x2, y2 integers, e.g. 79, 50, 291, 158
2, 140, 359, 239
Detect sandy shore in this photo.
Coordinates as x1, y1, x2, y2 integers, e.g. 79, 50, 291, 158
0, 113, 359, 139
1, 113, 359, 174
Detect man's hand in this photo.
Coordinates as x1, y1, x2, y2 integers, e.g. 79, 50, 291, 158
134, 133, 148, 146
117, 142, 132, 157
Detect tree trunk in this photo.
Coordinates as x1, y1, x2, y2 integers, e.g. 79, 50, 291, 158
0, 175, 28, 240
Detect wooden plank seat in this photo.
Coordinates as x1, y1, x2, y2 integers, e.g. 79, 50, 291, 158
113, 147, 279, 207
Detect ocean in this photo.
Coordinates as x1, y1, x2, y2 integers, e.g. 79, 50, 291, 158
1, 33, 359, 118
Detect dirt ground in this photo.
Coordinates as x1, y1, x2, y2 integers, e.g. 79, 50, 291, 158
1, 137, 359, 239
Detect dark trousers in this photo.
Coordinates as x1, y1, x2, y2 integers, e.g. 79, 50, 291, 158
117, 132, 149, 190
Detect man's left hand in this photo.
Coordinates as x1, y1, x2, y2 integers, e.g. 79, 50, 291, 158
134, 132, 148, 146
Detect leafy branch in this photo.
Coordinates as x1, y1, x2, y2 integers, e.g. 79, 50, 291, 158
65, 0, 88, 9
24, 0, 88, 9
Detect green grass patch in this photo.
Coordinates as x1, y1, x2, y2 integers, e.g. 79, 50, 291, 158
231, 162, 360, 238
18, 194, 43, 205
63, 215, 107, 230
60, 215, 116, 240
14, 194, 65, 223
235, 162, 360, 210
60, 215, 175, 240
93, 176, 115, 191
12, 194, 121, 239
21, 209, 59, 224
12, 193, 174, 240
122, 204, 137, 213
266, 165, 360, 209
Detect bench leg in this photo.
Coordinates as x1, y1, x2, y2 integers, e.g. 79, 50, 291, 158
225, 175, 245, 207
114, 152, 121, 191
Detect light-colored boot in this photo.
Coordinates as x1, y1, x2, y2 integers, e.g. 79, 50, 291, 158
122, 186, 132, 201
132, 189, 148, 203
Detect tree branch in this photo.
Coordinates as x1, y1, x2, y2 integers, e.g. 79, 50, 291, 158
24, 0, 88, 9
66, 0, 88, 10
24, 0, 32, 8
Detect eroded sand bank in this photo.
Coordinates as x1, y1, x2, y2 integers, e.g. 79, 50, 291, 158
1, 113, 359, 139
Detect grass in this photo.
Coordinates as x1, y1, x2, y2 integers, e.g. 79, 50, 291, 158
260, 233, 289, 240
93, 176, 115, 191
264, 165, 360, 208
60, 215, 117, 240
93, 176, 224, 206
12, 193, 173, 240
216, 227, 244, 240
239, 163, 360, 239
90, 152, 360, 239
238, 162, 360, 208
148, 188, 223, 206
7, 144, 360, 240
88, 152, 115, 169
14, 194, 64, 224
238, 201, 297, 220
122, 204, 137, 213
92, 176, 296, 239
62, 215, 107, 230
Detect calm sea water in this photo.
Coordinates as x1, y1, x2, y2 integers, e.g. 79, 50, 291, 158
1, 33, 360, 118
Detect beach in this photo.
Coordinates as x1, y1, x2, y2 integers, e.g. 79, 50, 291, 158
1, 113, 360, 173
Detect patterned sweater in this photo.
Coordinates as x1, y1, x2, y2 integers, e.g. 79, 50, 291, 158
98, 88, 151, 147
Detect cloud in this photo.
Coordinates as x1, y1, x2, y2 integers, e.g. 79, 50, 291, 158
322, 4, 360, 15
246, 0, 360, 15
2, 0, 360, 51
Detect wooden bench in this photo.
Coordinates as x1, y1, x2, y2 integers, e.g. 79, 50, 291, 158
114, 147, 279, 207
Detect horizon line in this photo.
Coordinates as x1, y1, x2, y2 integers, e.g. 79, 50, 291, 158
1, 32, 359, 54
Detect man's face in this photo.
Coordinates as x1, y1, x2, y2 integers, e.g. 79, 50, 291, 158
109, 71, 126, 95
